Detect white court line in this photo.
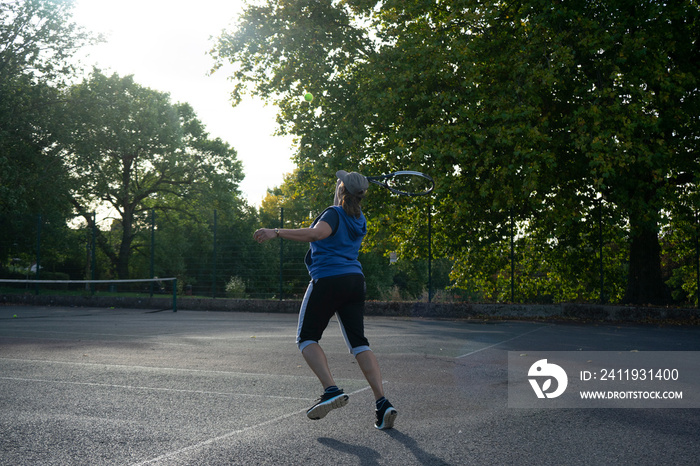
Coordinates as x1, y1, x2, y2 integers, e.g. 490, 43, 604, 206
0, 376, 310, 401
0, 332, 300, 345
131, 385, 373, 466
456, 324, 549, 359
0, 357, 305, 379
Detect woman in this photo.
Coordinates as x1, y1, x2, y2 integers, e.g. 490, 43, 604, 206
253, 170, 397, 430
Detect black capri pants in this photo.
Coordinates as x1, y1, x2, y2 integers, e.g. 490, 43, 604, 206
296, 274, 371, 356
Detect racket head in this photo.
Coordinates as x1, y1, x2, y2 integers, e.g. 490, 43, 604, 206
367, 171, 435, 196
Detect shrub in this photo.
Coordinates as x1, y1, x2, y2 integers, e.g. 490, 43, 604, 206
225, 276, 248, 298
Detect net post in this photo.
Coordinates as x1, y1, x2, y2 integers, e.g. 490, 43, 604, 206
172, 278, 177, 312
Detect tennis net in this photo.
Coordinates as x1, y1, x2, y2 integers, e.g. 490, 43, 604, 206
0, 277, 178, 312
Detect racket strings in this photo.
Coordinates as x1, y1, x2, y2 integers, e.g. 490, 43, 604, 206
386, 174, 433, 195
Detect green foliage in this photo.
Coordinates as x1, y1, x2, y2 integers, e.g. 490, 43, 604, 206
0, 2, 271, 297
257, 179, 318, 298
225, 276, 248, 298
662, 184, 700, 305
53, 70, 246, 279
0, 0, 99, 265
4, 0, 699, 305
0, 0, 97, 81
214, 0, 700, 305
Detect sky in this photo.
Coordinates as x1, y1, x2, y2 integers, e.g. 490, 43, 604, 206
71, 0, 296, 207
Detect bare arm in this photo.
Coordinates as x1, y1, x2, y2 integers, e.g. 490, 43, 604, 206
253, 221, 332, 244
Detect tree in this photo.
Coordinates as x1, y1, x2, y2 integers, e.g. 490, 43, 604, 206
56, 70, 245, 279
214, 0, 700, 304
459, 0, 700, 304
0, 0, 98, 266
212, 0, 436, 283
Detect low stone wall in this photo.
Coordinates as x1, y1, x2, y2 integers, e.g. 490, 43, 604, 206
367, 301, 700, 324
2, 293, 699, 324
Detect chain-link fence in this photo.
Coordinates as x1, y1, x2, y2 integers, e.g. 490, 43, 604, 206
1, 209, 443, 301
0, 211, 313, 300
2, 208, 699, 306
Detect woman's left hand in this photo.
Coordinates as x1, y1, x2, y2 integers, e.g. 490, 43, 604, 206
253, 228, 275, 243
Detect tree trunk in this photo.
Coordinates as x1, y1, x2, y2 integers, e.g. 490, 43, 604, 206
116, 209, 133, 280
623, 214, 666, 305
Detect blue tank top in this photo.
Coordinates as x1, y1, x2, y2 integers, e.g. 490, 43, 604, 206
304, 206, 367, 279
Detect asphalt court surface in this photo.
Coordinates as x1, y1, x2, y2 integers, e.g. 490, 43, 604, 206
1, 304, 699, 465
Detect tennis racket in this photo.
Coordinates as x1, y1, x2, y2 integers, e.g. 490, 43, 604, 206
366, 171, 435, 196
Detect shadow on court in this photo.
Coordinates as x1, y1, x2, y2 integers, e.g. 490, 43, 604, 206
1, 305, 699, 465
318, 437, 383, 466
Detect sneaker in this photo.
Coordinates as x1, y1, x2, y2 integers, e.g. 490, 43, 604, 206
306, 389, 349, 420
375, 399, 397, 430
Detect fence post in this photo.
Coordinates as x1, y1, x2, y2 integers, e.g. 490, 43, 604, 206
212, 210, 218, 298
428, 202, 432, 303
510, 208, 515, 303
279, 207, 284, 301
598, 199, 605, 304
35, 214, 41, 295
150, 210, 155, 297
91, 212, 96, 295
696, 211, 699, 309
